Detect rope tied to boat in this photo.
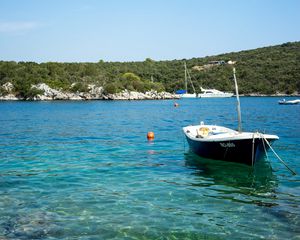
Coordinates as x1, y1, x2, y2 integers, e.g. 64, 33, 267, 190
262, 135, 297, 175
261, 134, 269, 162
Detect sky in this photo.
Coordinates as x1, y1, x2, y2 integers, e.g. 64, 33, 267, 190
0, 0, 299, 63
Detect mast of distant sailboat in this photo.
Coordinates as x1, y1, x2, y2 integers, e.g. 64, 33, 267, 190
184, 62, 188, 94
184, 62, 196, 95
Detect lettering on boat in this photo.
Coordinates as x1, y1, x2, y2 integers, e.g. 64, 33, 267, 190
220, 142, 235, 148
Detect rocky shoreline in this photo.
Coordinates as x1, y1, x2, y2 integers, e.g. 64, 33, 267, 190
0, 82, 180, 101
0, 82, 298, 101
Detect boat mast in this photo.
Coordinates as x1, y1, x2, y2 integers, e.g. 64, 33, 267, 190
186, 66, 196, 94
184, 62, 188, 93
233, 68, 242, 132
184, 61, 196, 94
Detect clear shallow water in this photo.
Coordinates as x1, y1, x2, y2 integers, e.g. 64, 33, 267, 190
0, 97, 299, 239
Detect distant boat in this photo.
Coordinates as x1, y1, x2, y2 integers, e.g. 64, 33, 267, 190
198, 87, 233, 98
178, 62, 198, 98
180, 93, 198, 98
175, 90, 198, 98
278, 99, 300, 105
183, 68, 279, 166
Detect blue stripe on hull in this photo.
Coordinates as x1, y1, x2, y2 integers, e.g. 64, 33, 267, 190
186, 137, 269, 166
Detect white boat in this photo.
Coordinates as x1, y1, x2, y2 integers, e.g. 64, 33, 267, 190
198, 87, 233, 98
183, 68, 279, 166
278, 99, 300, 105
183, 123, 278, 166
180, 93, 198, 98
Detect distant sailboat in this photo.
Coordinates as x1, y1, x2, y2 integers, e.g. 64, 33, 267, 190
178, 62, 198, 98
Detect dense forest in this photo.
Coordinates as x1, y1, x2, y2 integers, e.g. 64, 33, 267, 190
0, 41, 299, 98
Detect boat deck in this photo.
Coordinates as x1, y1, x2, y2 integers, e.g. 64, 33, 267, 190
183, 124, 279, 142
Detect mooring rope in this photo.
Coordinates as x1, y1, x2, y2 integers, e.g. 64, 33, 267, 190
263, 136, 297, 175
261, 134, 269, 162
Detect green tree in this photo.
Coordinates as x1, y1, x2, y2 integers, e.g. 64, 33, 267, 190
70, 82, 89, 93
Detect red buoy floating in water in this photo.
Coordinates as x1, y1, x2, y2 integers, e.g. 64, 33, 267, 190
147, 131, 155, 140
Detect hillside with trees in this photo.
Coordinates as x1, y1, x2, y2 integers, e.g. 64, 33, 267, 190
0, 41, 299, 99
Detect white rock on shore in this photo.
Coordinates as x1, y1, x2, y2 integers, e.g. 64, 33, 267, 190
106, 90, 179, 100
2, 82, 14, 92
0, 93, 19, 101
31, 83, 104, 100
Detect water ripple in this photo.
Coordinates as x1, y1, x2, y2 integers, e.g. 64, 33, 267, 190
0, 99, 299, 239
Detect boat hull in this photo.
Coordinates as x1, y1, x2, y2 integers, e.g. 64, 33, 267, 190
185, 136, 275, 166
180, 93, 198, 98
198, 93, 233, 98
278, 99, 300, 105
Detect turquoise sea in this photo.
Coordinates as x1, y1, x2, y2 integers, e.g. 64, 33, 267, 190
0, 97, 299, 239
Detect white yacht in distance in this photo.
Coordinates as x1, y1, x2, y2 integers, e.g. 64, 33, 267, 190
180, 92, 198, 98
176, 62, 233, 98
198, 87, 233, 98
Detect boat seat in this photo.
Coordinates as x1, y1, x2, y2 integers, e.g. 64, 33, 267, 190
196, 127, 210, 138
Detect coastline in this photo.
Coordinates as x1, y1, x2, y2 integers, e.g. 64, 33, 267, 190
2, 94, 299, 101
1, 82, 298, 101
0, 82, 180, 101
1, 93, 299, 101
0, 92, 180, 101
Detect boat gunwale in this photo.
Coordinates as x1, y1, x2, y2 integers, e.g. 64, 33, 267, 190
183, 125, 279, 142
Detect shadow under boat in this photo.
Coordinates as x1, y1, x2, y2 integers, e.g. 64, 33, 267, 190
184, 150, 278, 195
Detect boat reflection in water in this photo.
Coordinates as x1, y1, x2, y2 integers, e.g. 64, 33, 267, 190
184, 151, 278, 205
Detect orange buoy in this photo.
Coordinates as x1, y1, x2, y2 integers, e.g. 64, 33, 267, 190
147, 131, 155, 140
